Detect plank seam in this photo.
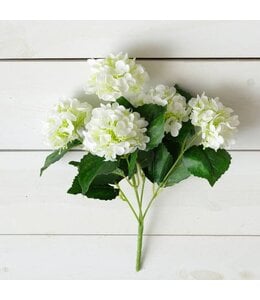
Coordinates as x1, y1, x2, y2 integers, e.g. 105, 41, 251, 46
0, 234, 259, 237
0, 149, 258, 152
1, 57, 260, 62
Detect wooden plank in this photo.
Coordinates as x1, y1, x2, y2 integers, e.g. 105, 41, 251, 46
0, 60, 258, 150
0, 151, 259, 235
0, 235, 259, 279
1, 21, 260, 58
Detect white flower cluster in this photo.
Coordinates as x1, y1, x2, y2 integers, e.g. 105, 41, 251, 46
82, 103, 149, 161
189, 93, 239, 150
44, 53, 239, 160
129, 84, 176, 107
85, 53, 149, 101
165, 93, 190, 137
43, 98, 92, 149
130, 84, 190, 137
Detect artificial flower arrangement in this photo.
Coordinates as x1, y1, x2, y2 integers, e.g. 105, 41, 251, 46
41, 53, 239, 271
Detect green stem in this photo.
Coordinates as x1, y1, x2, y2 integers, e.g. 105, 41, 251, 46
143, 151, 184, 219
132, 172, 141, 210
143, 132, 201, 219
136, 219, 144, 272
116, 184, 139, 221
132, 163, 146, 272
143, 185, 161, 219
163, 132, 201, 186
126, 178, 134, 187
135, 132, 202, 270
138, 164, 146, 204
125, 197, 139, 221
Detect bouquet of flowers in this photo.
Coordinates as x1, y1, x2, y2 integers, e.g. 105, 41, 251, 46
41, 53, 239, 271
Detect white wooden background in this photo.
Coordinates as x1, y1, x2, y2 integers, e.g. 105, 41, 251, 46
0, 20, 260, 279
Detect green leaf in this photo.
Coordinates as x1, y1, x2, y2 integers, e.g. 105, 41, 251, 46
118, 159, 128, 176
69, 160, 124, 178
163, 121, 196, 172
86, 184, 119, 200
163, 136, 181, 161
78, 154, 118, 194
112, 168, 125, 177
137, 150, 154, 169
88, 173, 121, 200
175, 84, 193, 100
69, 161, 80, 167
67, 175, 119, 200
117, 152, 139, 179
116, 96, 134, 110
175, 121, 195, 144
165, 159, 190, 186
183, 146, 231, 186
67, 175, 81, 194
40, 139, 81, 176
136, 104, 166, 150
92, 173, 122, 186
128, 151, 138, 178
147, 144, 174, 183
78, 154, 105, 193
144, 144, 190, 186
164, 121, 195, 149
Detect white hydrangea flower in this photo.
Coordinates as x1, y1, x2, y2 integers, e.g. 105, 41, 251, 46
147, 84, 177, 106
85, 52, 149, 101
129, 84, 176, 107
82, 103, 150, 161
43, 98, 92, 149
189, 93, 239, 150
164, 93, 191, 137
130, 84, 190, 137
128, 92, 148, 108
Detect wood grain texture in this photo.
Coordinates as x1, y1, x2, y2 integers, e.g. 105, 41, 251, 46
0, 60, 258, 150
0, 151, 259, 235
0, 21, 260, 58
0, 235, 259, 279
0, 20, 259, 279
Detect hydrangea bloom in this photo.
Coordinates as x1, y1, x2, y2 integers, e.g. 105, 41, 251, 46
189, 93, 239, 150
164, 93, 190, 137
129, 84, 176, 107
85, 53, 149, 101
130, 84, 190, 137
82, 103, 149, 161
43, 98, 92, 149
147, 84, 177, 106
